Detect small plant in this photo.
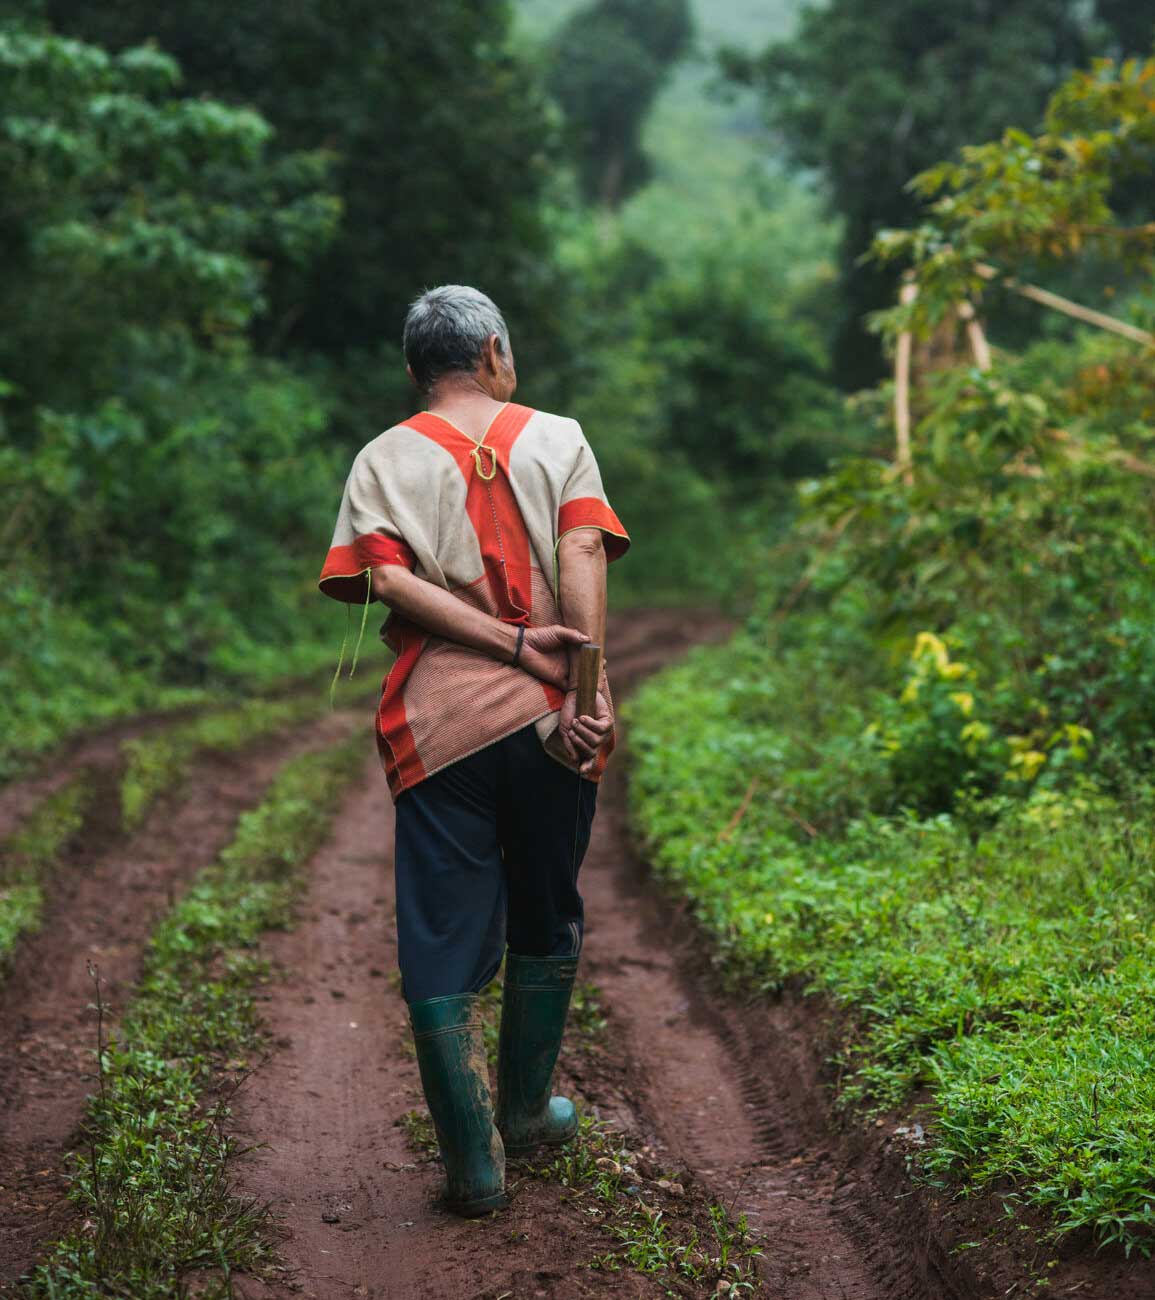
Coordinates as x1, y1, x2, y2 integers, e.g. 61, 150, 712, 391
534, 1115, 763, 1290
398, 1108, 439, 1160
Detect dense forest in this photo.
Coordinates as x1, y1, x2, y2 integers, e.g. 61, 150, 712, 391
0, 0, 835, 774
4, 0, 1155, 1268
4, 0, 1150, 778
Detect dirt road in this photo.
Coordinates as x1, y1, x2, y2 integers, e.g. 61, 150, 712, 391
4, 610, 1146, 1298
231, 611, 981, 1300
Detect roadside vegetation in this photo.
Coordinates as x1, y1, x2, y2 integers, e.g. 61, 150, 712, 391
628, 59, 1155, 1257
21, 734, 365, 1296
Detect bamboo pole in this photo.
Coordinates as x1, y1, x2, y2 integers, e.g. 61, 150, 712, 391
894, 278, 918, 484
974, 262, 1155, 347
957, 300, 992, 370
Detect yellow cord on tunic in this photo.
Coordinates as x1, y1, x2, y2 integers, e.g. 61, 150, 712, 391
328, 566, 373, 709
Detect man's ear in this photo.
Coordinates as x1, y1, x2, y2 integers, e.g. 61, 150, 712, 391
406, 362, 420, 389
482, 333, 503, 375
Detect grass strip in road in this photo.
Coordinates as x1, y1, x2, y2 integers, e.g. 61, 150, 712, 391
21, 732, 366, 1298
539, 1116, 762, 1294
1, 681, 365, 980
119, 692, 344, 831
0, 773, 95, 965
626, 634, 1155, 1257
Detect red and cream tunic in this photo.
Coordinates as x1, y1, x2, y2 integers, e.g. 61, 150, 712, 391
318, 402, 630, 800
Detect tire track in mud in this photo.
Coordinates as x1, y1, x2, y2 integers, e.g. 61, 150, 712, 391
0, 705, 365, 1288
230, 610, 738, 1300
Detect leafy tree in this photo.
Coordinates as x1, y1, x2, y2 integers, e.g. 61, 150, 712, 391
730, 0, 1121, 387
0, 25, 336, 432
803, 56, 1155, 788
0, 22, 342, 688
645, 240, 844, 485
547, 0, 693, 206
1097, 1, 1155, 57
43, 0, 562, 400
871, 57, 1155, 342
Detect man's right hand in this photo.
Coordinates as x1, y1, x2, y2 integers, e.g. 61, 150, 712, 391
517, 624, 588, 689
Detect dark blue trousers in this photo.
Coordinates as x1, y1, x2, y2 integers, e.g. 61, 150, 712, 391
393, 723, 598, 1003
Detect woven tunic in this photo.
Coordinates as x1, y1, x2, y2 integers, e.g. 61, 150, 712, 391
318, 402, 630, 800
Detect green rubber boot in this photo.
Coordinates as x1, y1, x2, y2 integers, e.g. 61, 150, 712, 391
496, 953, 581, 1157
409, 994, 508, 1217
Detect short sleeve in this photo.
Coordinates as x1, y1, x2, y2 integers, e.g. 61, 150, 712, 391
557, 423, 630, 564
317, 449, 417, 604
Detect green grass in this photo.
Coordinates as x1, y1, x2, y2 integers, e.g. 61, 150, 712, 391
537, 1115, 762, 1292
398, 1108, 440, 1160
0, 773, 95, 964
626, 624, 1155, 1256
118, 692, 342, 831
21, 732, 366, 1297
0, 574, 374, 786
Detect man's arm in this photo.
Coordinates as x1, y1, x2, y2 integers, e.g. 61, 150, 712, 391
556, 528, 613, 771
370, 566, 583, 686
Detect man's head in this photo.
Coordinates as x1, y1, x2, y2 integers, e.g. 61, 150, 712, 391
402, 285, 517, 401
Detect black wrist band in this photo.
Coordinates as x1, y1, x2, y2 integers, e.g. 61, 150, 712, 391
511, 624, 526, 666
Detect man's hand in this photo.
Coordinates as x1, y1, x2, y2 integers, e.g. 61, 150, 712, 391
558, 689, 613, 774
518, 625, 588, 688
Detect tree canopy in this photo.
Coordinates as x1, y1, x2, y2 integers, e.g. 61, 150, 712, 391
45, 0, 561, 383
731, 0, 1138, 385
546, 0, 693, 206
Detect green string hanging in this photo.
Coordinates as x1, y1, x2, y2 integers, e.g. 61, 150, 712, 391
348, 565, 373, 678
328, 566, 373, 709
328, 602, 352, 711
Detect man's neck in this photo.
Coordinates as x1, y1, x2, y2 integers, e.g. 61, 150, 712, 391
425, 377, 507, 441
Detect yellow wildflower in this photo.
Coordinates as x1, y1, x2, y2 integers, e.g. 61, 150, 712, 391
949, 691, 974, 716
1007, 749, 1047, 782
912, 631, 950, 673
960, 720, 991, 756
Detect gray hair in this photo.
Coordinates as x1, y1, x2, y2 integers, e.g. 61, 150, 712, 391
402, 284, 510, 392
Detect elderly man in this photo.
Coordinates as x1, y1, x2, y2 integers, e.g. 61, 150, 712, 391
318, 285, 629, 1216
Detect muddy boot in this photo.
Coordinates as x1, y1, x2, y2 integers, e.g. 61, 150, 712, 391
496, 953, 580, 1157
409, 994, 508, 1217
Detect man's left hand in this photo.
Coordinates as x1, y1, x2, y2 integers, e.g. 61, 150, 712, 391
559, 689, 613, 774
